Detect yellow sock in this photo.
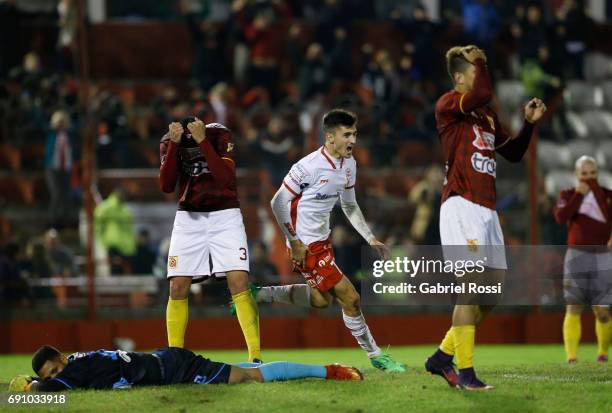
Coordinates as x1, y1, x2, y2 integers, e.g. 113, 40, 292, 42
233, 290, 261, 362
595, 318, 611, 357
166, 298, 188, 348
453, 325, 475, 369
563, 312, 581, 360
440, 327, 455, 356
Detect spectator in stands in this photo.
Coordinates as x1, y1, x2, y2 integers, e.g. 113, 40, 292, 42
328, 27, 353, 81
187, 15, 228, 90
249, 241, 278, 285
512, 2, 548, 64
460, 0, 500, 56
256, 114, 294, 186
0, 241, 30, 306
556, 0, 592, 79
56, 0, 77, 74
21, 240, 55, 301
131, 229, 156, 275
298, 43, 331, 105
43, 228, 75, 278
45, 110, 78, 227
94, 189, 136, 275
408, 165, 443, 245
391, 4, 440, 82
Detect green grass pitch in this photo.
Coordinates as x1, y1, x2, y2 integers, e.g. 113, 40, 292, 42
0, 345, 609, 412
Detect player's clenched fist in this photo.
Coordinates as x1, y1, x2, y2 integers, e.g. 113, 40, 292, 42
290, 239, 308, 268
187, 119, 206, 144
168, 122, 183, 143
524, 98, 547, 124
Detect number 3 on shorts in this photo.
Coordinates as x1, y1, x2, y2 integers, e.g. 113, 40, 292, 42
239, 247, 247, 261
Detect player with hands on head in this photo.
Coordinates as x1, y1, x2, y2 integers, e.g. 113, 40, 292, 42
160, 117, 262, 363
424, 45, 546, 390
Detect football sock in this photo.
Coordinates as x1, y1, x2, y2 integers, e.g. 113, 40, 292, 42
166, 298, 188, 348
257, 284, 311, 307
439, 327, 455, 356
563, 312, 581, 360
453, 325, 475, 369
233, 290, 262, 362
342, 311, 382, 358
595, 318, 611, 357
258, 361, 326, 382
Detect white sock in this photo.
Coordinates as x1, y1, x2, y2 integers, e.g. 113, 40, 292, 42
257, 285, 311, 307
342, 311, 382, 358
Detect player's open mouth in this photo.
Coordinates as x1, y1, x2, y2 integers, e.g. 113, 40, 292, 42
346, 145, 353, 153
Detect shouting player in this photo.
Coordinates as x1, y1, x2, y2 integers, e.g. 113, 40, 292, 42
554, 156, 611, 364
8, 345, 362, 391
160, 118, 261, 362
266, 109, 406, 372
424, 46, 546, 389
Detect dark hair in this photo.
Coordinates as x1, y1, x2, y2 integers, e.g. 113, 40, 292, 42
322, 109, 357, 133
32, 345, 61, 374
179, 117, 197, 133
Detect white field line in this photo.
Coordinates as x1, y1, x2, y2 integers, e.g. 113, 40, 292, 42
501, 373, 612, 384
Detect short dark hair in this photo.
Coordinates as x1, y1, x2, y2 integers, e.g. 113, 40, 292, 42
322, 109, 357, 133
180, 117, 197, 133
446, 46, 474, 83
32, 345, 61, 375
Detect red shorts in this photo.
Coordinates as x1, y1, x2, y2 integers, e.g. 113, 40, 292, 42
289, 239, 343, 292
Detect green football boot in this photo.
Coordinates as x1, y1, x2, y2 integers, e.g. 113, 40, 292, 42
229, 283, 261, 315
371, 353, 407, 373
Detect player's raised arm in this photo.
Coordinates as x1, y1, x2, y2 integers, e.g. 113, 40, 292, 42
446, 46, 493, 115
159, 122, 182, 193
495, 98, 546, 163
188, 119, 235, 187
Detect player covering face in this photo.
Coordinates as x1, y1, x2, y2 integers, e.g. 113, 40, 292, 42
160, 118, 261, 363
424, 46, 546, 390
554, 156, 612, 364
8, 345, 363, 392
232, 109, 406, 373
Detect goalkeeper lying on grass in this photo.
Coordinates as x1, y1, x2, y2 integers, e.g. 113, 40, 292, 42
9, 345, 363, 392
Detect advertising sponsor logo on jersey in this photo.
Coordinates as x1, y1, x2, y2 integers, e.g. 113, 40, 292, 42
315, 192, 340, 200
181, 147, 203, 161
182, 160, 210, 176
471, 152, 496, 177
471, 125, 495, 151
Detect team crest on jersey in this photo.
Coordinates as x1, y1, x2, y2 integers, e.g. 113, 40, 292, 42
168, 256, 178, 269
472, 125, 495, 151
226, 142, 234, 152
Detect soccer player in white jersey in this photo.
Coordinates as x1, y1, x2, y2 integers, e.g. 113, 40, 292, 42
263, 109, 406, 372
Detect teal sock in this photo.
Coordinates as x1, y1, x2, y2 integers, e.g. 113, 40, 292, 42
256, 361, 326, 382
235, 362, 260, 368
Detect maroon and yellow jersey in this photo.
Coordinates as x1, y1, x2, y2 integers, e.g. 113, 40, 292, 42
436, 91, 503, 210
159, 123, 239, 212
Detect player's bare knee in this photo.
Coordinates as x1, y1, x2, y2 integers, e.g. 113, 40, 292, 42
592, 306, 610, 322
310, 294, 331, 308
169, 277, 191, 300
226, 272, 249, 295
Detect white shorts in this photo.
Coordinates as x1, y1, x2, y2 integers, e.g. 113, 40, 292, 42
439, 195, 507, 270
167, 208, 249, 281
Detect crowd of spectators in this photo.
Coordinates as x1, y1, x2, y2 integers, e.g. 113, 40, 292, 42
0, 0, 605, 308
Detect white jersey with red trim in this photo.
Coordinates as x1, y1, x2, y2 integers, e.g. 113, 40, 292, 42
282, 146, 357, 245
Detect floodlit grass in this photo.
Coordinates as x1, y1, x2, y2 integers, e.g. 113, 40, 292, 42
0, 345, 609, 412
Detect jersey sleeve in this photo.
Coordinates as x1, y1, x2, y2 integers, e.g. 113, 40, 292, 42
209, 123, 236, 164
282, 161, 314, 196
